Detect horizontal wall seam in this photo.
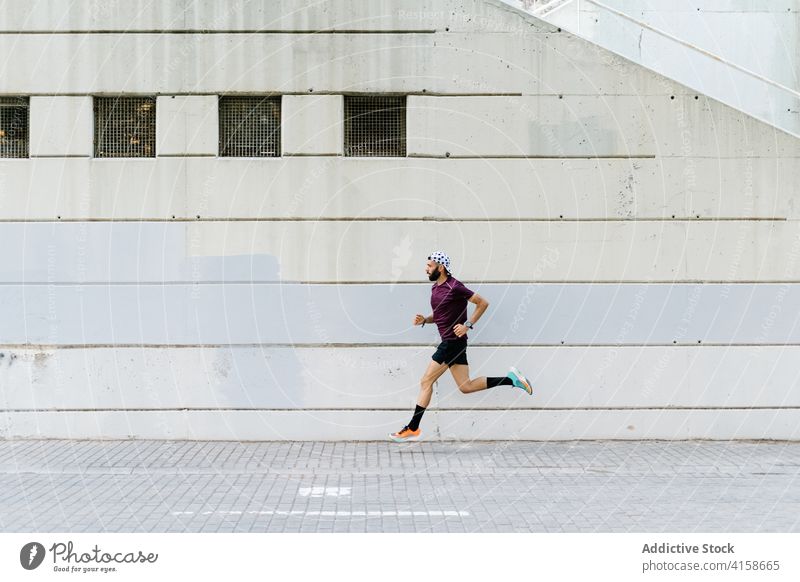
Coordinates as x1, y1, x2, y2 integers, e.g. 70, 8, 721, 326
408, 154, 659, 159
28, 155, 91, 159
153, 154, 216, 158
2, 92, 540, 97
1, 92, 699, 97
594, 9, 799, 14
2, 407, 798, 412
0, 280, 797, 286
3, 154, 660, 159
1, 153, 792, 158
0, 217, 788, 222
659, 155, 800, 159
0, 342, 794, 349
0, 29, 441, 35
10, 439, 784, 444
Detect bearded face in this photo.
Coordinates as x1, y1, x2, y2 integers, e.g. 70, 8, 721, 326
428, 264, 442, 281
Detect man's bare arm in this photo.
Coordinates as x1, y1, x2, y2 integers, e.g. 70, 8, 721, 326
452, 293, 489, 337
467, 293, 489, 325
414, 314, 435, 325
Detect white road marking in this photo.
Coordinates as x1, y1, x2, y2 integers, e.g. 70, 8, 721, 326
297, 486, 351, 497
173, 510, 469, 517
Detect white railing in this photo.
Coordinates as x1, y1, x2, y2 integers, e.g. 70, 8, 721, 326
503, 0, 800, 138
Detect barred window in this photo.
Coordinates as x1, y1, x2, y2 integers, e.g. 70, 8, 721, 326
0, 97, 29, 158
94, 96, 156, 158
219, 96, 281, 157
344, 95, 406, 157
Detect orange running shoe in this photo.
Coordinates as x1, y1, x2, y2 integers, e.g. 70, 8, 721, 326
389, 425, 421, 442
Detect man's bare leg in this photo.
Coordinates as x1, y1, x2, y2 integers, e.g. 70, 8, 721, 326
390, 359, 450, 440
449, 364, 490, 394
451, 364, 533, 395
417, 359, 450, 407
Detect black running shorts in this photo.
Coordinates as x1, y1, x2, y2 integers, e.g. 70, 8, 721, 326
431, 338, 468, 367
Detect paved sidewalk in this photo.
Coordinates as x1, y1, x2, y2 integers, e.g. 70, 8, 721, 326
1, 440, 799, 533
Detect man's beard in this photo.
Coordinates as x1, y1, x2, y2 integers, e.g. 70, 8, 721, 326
428, 266, 441, 281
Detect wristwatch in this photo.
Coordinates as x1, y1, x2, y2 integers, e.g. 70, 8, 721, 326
465, 321, 474, 329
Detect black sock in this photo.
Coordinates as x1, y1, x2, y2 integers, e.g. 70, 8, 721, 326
408, 404, 426, 431
487, 376, 513, 388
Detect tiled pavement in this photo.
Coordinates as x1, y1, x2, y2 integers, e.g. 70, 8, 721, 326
1, 439, 799, 533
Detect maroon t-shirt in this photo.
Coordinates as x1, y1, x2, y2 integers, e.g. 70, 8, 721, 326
431, 275, 475, 341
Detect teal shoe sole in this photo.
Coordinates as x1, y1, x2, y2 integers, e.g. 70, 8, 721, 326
508, 367, 533, 395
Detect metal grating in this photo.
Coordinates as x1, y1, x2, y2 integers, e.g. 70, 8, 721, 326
219, 96, 281, 157
94, 96, 156, 158
344, 95, 406, 157
0, 97, 29, 158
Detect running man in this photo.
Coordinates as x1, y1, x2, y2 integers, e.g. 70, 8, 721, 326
389, 251, 533, 442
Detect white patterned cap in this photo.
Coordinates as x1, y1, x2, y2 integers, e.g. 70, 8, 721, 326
428, 251, 451, 274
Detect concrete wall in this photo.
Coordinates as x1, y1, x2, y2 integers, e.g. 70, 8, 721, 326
539, 0, 800, 135
580, 0, 800, 91
0, 0, 799, 440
